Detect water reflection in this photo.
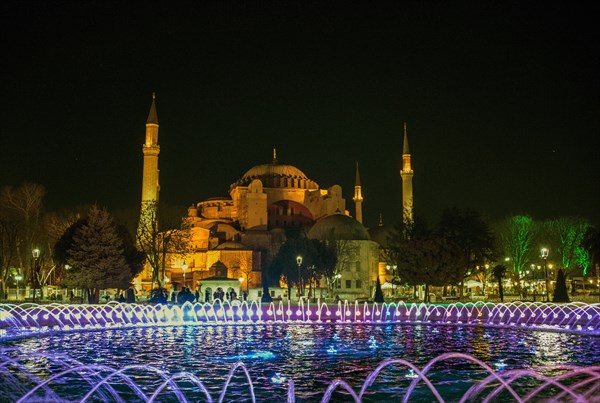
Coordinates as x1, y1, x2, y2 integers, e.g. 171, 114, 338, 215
2, 323, 599, 402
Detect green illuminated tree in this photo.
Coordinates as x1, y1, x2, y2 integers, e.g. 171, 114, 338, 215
496, 215, 536, 280
582, 226, 600, 275
544, 217, 590, 277
574, 246, 590, 278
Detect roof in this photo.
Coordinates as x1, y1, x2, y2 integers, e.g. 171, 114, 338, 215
215, 241, 248, 250
307, 213, 371, 241
200, 276, 241, 282
209, 261, 228, 271
147, 93, 158, 124
230, 160, 319, 189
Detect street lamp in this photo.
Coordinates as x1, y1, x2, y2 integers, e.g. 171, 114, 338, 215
15, 274, 22, 300
541, 248, 549, 302
32, 248, 40, 303
296, 255, 303, 299
182, 262, 188, 289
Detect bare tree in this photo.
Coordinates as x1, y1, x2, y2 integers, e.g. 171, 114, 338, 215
0, 182, 46, 297
137, 201, 191, 289
232, 250, 253, 294
39, 210, 82, 292
0, 217, 19, 299
324, 238, 354, 298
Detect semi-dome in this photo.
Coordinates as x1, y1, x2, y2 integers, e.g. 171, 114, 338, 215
215, 241, 247, 250
231, 162, 319, 190
307, 213, 371, 241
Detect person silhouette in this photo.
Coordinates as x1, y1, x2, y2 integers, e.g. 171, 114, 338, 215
126, 286, 136, 303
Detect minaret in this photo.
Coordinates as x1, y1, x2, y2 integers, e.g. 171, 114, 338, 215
400, 122, 414, 224
353, 161, 363, 224
141, 93, 160, 210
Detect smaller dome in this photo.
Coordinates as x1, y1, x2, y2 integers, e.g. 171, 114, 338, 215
209, 260, 228, 277
307, 213, 371, 241
209, 260, 227, 270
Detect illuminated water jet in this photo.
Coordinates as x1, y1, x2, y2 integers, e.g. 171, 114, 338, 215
1, 300, 599, 337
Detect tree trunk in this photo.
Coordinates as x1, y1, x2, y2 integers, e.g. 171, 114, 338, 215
497, 276, 504, 302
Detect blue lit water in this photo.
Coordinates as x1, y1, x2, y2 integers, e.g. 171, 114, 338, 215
2, 323, 599, 402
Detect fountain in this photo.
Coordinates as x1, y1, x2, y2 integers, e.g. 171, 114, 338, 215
1, 300, 599, 335
1, 300, 599, 402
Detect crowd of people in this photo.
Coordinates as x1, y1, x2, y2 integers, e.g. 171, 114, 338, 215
101, 285, 253, 305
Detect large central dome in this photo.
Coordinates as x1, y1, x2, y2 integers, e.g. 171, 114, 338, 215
231, 162, 319, 189
243, 163, 308, 180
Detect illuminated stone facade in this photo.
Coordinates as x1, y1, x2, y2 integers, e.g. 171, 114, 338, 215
136, 98, 413, 302
177, 154, 356, 299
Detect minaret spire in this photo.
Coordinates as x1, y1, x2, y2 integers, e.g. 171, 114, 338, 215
140, 92, 161, 208
353, 161, 364, 224
400, 122, 414, 225
403, 122, 409, 154
147, 92, 159, 125
273, 148, 278, 163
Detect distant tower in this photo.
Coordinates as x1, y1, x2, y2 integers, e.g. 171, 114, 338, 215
353, 161, 363, 224
400, 122, 414, 224
140, 93, 160, 212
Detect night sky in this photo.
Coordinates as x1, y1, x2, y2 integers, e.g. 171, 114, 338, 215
1, 1, 598, 228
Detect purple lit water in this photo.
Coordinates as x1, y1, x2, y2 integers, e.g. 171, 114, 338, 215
2, 322, 599, 402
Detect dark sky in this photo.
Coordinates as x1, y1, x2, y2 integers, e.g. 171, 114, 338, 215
1, 1, 598, 227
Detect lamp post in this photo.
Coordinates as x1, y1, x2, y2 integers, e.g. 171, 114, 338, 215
15, 274, 22, 300
296, 255, 303, 300
530, 264, 537, 301
182, 262, 188, 289
541, 248, 549, 302
333, 273, 341, 299
32, 248, 40, 303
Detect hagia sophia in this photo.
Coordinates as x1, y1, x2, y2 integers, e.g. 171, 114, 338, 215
134, 95, 414, 302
